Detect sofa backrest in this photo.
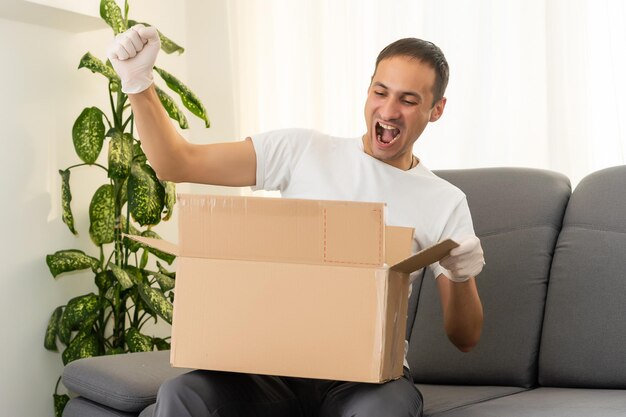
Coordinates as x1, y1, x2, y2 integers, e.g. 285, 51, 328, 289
538, 166, 626, 388
407, 167, 571, 388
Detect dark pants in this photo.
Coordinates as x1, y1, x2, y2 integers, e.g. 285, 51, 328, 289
153, 367, 423, 417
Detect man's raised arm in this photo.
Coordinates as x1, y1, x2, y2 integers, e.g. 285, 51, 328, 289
107, 25, 256, 187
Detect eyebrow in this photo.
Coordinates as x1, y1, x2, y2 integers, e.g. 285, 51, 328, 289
372, 82, 422, 101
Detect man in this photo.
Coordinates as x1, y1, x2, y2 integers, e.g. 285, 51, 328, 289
108, 24, 484, 417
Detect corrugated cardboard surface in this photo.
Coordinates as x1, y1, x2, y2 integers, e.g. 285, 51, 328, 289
171, 258, 397, 382
125, 195, 456, 383
177, 194, 385, 267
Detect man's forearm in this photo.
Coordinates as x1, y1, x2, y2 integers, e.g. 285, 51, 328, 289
128, 85, 188, 181
437, 275, 483, 352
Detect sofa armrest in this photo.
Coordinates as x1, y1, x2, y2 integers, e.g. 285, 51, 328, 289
62, 350, 191, 413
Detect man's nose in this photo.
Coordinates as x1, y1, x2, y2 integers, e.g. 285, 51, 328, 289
379, 99, 401, 121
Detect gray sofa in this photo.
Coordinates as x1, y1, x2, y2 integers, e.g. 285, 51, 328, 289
61, 166, 626, 417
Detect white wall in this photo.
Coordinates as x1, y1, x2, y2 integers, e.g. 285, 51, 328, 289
0, 1, 236, 415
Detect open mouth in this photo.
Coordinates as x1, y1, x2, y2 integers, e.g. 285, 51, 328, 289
375, 122, 401, 145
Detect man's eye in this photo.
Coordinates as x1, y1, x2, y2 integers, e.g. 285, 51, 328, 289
403, 100, 417, 105
374, 91, 385, 96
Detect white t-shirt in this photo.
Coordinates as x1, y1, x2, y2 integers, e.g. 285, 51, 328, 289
251, 128, 476, 281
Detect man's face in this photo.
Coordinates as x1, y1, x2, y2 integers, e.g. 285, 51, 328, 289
363, 55, 446, 169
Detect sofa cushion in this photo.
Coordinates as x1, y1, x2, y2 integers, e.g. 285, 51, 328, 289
63, 396, 138, 417
431, 387, 626, 416
417, 384, 527, 416
408, 168, 571, 387
138, 403, 155, 417
62, 350, 190, 412
539, 166, 626, 388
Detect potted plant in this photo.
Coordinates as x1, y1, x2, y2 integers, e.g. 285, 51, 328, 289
43, 1, 210, 415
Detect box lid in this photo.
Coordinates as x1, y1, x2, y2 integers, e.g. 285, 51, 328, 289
124, 195, 457, 272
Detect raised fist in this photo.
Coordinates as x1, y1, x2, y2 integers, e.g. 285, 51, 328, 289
106, 24, 161, 94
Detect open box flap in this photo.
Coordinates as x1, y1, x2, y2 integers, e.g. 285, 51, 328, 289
390, 239, 459, 274
177, 194, 387, 267
384, 226, 414, 266
123, 234, 179, 256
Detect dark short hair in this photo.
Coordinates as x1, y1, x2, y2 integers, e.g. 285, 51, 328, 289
374, 38, 449, 106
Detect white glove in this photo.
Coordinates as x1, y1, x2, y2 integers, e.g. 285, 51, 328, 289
106, 24, 161, 94
439, 236, 485, 283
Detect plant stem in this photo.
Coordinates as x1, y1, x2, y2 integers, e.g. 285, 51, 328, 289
65, 163, 88, 170
66, 162, 108, 174
101, 111, 113, 130
133, 299, 140, 327
93, 163, 108, 172
54, 376, 62, 395
112, 288, 126, 350
124, 197, 131, 267
103, 308, 114, 324
108, 84, 117, 125
122, 114, 134, 131
113, 179, 123, 268
127, 306, 134, 325
138, 311, 152, 330
104, 248, 115, 269
116, 92, 127, 128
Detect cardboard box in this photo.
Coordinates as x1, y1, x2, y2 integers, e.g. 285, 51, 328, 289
128, 194, 457, 383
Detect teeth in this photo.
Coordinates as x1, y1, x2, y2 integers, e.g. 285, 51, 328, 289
376, 122, 401, 144
376, 133, 401, 144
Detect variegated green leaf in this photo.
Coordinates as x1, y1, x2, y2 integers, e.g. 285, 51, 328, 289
61, 293, 100, 332
157, 261, 176, 278
54, 394, 70, 417
128, 162, 165, 226
154, 67, 210, 127
108, 131, 133, 179
44, 306, 63, 351
138, 283, 173, 324
108, 263, 134, 290
161, 180, 176, 221
153, 337, 171, 351
128, 20, 185, 55
119, 176, 128, 208
155, 86, 189, 129
72, 107, 105, 164
126, 265, 147, 285
58, 309, 70, 346
126, 327, 153, 352
89, 184, 115, 245
159, 35, 185, 55
78, 52, 120, 83
104, 285, 118, 305
119, 214, 139, 234
59, 169, 77, 235
122, 235, 141, 254
141, 230, 176, 264
139, 249, 149, 269
95, 270, 115, 293
106, 347, 125, 355
62, 331, 100, 365
100, 0, 127, 35
132, 142, 147, 164
120, 215, 142, 252
46, 250, 100, 278
153, 271, 175, 292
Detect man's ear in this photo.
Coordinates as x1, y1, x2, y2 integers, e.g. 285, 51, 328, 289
429, 97, 447, 122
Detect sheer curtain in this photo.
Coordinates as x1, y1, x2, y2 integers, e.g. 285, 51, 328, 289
227, 0, 626, 186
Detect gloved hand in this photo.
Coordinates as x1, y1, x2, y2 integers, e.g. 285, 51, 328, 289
439, 236, 485, 283
106, 24, 161, 94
